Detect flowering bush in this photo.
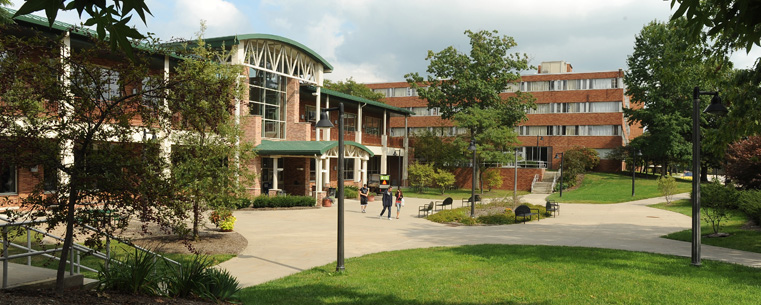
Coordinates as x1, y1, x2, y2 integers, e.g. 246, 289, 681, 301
219, 216, 236, 231
210, 209, 232, 227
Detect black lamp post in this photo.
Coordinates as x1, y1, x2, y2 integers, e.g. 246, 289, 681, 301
468, 138, 477, 218
316, 102, 345, 272
691, 87, 728, 266
536, 135, 543, 163
554, 152, 564, 197
632, 148, 641, 197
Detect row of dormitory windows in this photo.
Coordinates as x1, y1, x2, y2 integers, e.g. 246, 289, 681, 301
402, 101, 621, 118
372, 78, 623, 98
527, 101, 622, 114
390, 127, 470, 137
518, 125, 622, 136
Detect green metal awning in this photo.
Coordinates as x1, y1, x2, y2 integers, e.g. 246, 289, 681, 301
254, 140, 374, 157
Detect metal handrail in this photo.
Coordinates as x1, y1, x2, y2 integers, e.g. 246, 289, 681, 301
1, 215, 182, 289
551, 171, 559, 193
530, 174, 539, 193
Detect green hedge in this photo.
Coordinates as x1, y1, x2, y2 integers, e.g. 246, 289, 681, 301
252, 195, 315, 208
739, 190, 761, 225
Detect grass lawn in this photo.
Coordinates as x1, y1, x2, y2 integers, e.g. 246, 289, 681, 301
398, 187, 528, 201
546, 172, 692, 203
240, 244, 761, 304
650, 199, 761, 253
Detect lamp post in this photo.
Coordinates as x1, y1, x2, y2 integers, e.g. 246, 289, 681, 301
632, 148, 640, 197
316, 102, 345, 272
554, 152, 564, 197
468, 138, 477, 218
536, 135, 543, 163
691, 87, 728, 266
514, 147, 518, 206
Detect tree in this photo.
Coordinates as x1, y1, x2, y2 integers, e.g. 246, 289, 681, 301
324, 77, 385, 102
725, 136, 761, 190
0, 22, 248, 291
0, 0, 13, 24
671, 0, 761, 152
13, 0, 151, 59
482, 169, 502, 192
431, 169, 455, 195
561, 147, 599, 188
405, 30, 535, 191
166, 28, 255, 240
407, 162, 434, 193
411, 128, 466, 168
624, 18, 731, 179
657, 175, 678, 205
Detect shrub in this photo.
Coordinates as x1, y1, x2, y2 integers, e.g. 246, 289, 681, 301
252, 195, 315, 208
699, 181, 740, 234
219, 216, 236, 231
343, 186, 358, 199
202, 267, 241, 302
477, 212, 514, 225
657, 175, 678, 204
725, 136, 761, 190
427, 208, 475, 225
98, 248, 164, 296
738, 189, 761, 225
483, 169, 502, 191
408, 162, 435, 193
431, 169, 455, 195
165, 254, 214, 298
561, 147, 599, 188
209, 208, 232, 227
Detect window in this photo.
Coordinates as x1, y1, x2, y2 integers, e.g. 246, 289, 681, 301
1, 163, 16, 194
528, 104, 551, 114
134, 76, 161, 109
364, 116, 381, 136
310, 159, 315, 182
344, 158, 355, 180
390, 127, 405, 137
305, 105, 316, 122
595, 149, 614, 159
344, 113, 357, 132
589, 101, 621, 113
71, 66, 121, 101
372, 88, 388, 97
393, 87, 407, 97
43, 166, 57, 192
587, 125, 619, 136
249, 67, 287, 139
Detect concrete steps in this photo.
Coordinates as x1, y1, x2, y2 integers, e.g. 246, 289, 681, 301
531, 171, 558, 194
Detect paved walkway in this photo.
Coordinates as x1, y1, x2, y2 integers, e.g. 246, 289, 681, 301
218, 193, 761, 288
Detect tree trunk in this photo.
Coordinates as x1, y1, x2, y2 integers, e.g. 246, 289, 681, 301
56, 154, 82, 293
193, 198, 199, 240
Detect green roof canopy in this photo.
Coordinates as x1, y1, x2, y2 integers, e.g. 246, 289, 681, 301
303, 86, 413, 116
255, 140, 374, 157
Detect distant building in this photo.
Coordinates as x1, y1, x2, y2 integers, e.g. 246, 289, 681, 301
367, 60, 643, 179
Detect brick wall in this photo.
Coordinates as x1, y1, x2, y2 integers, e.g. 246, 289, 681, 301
452, 167, 544, 191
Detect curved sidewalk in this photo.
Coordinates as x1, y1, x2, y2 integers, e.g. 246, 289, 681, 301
219, 193, 761, 287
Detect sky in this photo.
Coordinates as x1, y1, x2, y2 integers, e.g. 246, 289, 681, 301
11, 0, 761, 84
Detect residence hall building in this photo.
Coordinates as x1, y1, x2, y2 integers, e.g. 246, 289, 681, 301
367, 61, 643, 185
0, 13, 411, 207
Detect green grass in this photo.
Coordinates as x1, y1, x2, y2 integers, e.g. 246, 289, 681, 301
650, 199, 761, 253
398, 187, 528, 201
546, 172, 692, 203
4, 232, 234, 279
240, 244, 761, 304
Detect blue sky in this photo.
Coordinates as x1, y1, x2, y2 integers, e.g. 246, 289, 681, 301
11, 0, 760, 83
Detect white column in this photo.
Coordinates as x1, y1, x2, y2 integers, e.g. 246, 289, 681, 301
59, 31, 73, 186
403, 115, 409, 186
272, 157, 279, 191
380, 110, 388, 174
356, 104, 363, 143
322, 157, 331, 189
353, 158, 361, 182
324, 95, 331, 141
361, 159, 368, 185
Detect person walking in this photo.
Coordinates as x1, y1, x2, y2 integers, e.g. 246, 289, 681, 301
394, 188, 404, 219
380, 186, 393, 220
359, 184, 369, 213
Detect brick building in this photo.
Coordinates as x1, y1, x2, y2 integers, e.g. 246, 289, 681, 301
1, 13, 410, 206
366, 61, 643, 189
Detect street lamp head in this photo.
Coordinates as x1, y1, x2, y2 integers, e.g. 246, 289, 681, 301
316, 111, 334, 129
554, 153, 562, 159
468, 140, 476, 151
703, 94, 728, 115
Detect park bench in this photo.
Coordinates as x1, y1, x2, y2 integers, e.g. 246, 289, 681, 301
545, 200, 560, 217
434, 197, 453, 211
514, 204, 540, 224
419, 201, 434, 217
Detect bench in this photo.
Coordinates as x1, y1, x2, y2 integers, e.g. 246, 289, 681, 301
514, 204, 540, 224
418, 201, 434, 217
461, 194, 482, 207
434, 197, 453, 211
545, 200, 560, 217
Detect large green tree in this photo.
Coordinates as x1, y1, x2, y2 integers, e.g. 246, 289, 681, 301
671, 0, 761, 152
624, 18, 732, 179
324, 77, 385, 102
410, 128, 466, 168
0, 22, 249, 291
405, 30, 534, 191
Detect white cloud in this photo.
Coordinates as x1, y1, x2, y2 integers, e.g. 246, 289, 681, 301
172, 0, 249, 38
